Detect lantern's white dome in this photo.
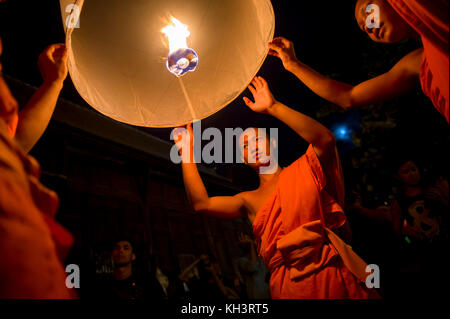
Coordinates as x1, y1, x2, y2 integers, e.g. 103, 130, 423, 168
60, 0, 275, 127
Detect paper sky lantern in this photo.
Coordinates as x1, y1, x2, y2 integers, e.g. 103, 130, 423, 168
60, 0, 275, 127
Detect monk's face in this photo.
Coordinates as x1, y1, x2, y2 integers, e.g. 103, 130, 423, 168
355, 0, 413, 43
239, 128, 274, 169
0, 36, 19, 119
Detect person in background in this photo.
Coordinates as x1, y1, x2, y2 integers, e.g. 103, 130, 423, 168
235, 233, 270, 299
180, 254, 239, 300
96, 239, 165, 300
155, 266, 170, 299
226, 273, 248, 300
350, 157, 449, 298
351, 159, 448, 244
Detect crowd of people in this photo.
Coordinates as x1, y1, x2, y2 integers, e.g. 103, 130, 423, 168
0, 0, 448, 299
90, 236, 270, 301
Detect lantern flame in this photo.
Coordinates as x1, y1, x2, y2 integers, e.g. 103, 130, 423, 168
162, 17, 190, 53
161, 16, 199, 77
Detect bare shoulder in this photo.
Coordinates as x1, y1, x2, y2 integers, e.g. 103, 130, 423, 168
395, 48, 424, 76
235, 190, 256, 202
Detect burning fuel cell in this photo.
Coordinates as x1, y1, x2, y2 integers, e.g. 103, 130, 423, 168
162, 17, 199, 77
166, 48, 199, 77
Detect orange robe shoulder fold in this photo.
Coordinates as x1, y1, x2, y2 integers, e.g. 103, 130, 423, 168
387, 0, 449, 123
253, 145, 379, 299
0, 119, 75, 298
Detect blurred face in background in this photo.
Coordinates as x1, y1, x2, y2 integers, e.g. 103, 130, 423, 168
397, 160, 421, 187
112, 240, 135, 267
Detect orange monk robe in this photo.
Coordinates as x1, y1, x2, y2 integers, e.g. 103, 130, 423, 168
253, 145, 379, 299
387, 0, 449, 123
0, 113, 74, 298
0, 74, 19, 136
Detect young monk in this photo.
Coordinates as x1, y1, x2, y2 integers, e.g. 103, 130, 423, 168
174, 76, 378, 299
0, 34, 74, 298
268, 0, 449, 122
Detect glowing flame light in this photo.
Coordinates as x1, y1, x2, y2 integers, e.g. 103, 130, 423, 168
161, 16, 199, 77
162, 17, 190, 53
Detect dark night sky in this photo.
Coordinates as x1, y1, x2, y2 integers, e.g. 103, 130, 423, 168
1, 0, 448, 191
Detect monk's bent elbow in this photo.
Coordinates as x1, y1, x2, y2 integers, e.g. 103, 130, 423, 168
337, 97, 358, 110
323, 131, 336, 149
339, 101, 354, 110
341, 88, 362, 110
192, 200, 209, 214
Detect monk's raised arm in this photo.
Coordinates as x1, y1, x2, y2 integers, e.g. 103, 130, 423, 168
269, 37, 422, 110
174, 124, 245, 220
15, 44, 69, 153
243, 76, 336, 165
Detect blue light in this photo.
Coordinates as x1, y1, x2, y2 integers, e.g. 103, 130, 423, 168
334, 125, 351, 140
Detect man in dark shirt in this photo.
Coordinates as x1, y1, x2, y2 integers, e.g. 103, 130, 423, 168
97, 239, 165, 301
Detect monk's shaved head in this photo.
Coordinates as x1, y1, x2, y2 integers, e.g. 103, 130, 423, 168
355, 0, 414, 43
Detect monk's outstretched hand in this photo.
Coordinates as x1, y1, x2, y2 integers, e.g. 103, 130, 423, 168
172, 123, 194, 160
268, 37, 299, 72
243, 76, 276, 114
38, 44, 69, 85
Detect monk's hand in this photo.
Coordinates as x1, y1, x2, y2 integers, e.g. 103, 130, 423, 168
172, 123, 194, 161
243, 76, 276, 114
38, 44, 69, 86
268, 37, 298, 72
